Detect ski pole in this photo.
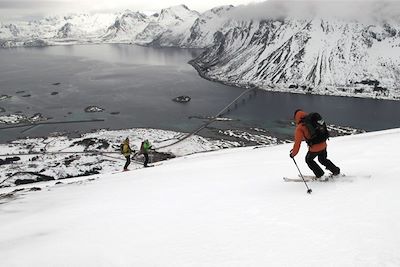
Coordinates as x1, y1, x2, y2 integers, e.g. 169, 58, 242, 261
131, 151, 139, 160
292, 157, 312, 194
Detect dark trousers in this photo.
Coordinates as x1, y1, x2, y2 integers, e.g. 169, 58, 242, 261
143, 153, 149, 167
124, 155, 131, 170
305, 149, 340, 178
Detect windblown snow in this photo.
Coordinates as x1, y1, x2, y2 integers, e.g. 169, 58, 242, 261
1, 128, 399, 266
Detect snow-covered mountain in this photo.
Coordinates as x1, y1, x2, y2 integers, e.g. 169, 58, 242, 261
52, 13, 116, 38
1, 128, 399, 266
0, 23, 20, 38
135, 5, 200, 46
0, 13, 117, 47
191, 17, 400, 99
181, 5, 235, 48
1, 3, 400, 99
0, 5, 201, 47
103, 10, 149, 42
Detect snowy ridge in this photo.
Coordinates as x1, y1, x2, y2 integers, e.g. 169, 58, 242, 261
0, 128, 399, 266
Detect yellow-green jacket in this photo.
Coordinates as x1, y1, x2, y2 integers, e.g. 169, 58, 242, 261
121, 140, 132, 157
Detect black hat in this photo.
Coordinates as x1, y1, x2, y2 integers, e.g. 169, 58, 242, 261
294, 109, 303, 119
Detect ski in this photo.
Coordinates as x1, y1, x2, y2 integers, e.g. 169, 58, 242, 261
146, 162, 163, 168
283, 177, 333, 182
283, 175, 339, 182
113, 162, 164, 174
283, 174, 371, 182
283, 177, 316, 182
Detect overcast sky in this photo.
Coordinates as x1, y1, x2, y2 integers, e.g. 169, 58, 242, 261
0, 0, 265, 21
1, 0, 398, 22
228, 0, 400, 23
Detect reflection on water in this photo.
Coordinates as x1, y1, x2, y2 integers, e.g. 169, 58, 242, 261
0, 44, 400, 143
33, 44, 203, 66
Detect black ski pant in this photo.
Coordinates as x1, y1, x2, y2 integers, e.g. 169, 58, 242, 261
124, 155, 131, 170
305, 149, 340, 178
143, 153, 149, 167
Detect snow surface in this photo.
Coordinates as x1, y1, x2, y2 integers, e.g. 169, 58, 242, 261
1, 128, 399, 266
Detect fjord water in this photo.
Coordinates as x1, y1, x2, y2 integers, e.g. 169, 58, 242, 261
0, 44, 399, 143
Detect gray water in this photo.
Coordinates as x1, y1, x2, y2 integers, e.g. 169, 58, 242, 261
0, 44, 400, 143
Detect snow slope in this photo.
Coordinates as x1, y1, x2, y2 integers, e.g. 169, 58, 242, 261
1, 128, 399, 266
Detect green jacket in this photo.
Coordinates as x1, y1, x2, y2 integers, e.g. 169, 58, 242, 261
140, 140, 152, 154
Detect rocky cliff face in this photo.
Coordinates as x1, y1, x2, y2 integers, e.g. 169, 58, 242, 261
57, 23, 74, 38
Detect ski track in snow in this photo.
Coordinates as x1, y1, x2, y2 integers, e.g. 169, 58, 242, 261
0, 129, 399, 266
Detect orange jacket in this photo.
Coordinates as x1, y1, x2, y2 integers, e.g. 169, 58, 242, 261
291, 110, 327, 157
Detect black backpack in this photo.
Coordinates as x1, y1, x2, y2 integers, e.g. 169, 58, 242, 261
300, 112, 329, 146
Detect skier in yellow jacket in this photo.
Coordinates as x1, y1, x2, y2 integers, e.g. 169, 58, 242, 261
121, 137, 134, 171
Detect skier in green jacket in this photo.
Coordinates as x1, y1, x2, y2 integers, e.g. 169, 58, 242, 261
139, 139, 152, 167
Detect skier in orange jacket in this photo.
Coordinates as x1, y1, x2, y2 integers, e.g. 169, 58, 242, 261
290, 109, 340, 178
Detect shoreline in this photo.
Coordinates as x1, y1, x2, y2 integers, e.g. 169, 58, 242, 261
188, 59, 400, 102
